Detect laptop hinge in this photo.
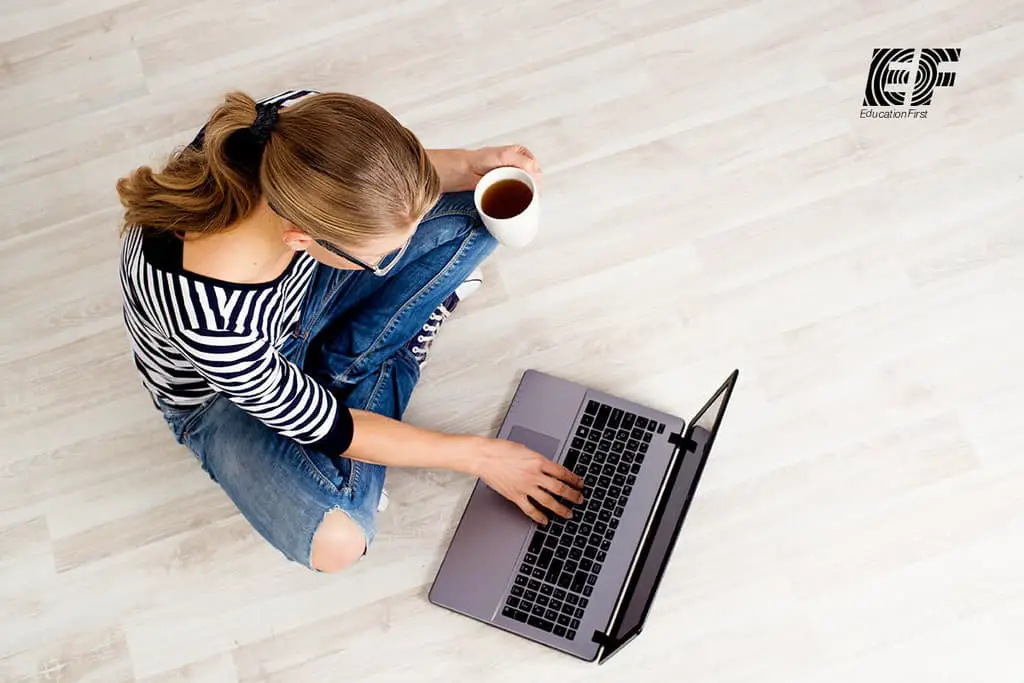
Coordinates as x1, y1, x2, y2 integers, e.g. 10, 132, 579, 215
668, 431, 698, 453
591, 629, 614, 647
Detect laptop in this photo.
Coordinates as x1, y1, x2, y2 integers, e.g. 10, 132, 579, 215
429, 368, 739, 663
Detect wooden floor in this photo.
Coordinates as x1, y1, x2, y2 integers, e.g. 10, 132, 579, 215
2, 0, 1023, 680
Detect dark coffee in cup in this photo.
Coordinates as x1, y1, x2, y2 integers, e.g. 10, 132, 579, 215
481, 179, 533, 219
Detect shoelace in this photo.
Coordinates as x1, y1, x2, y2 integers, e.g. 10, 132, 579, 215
411, 308, 451, 357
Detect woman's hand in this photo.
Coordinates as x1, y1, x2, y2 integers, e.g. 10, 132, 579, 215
472, 437, 584, 525
427, 146, 543, 193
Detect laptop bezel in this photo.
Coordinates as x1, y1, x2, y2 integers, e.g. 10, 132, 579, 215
595, 369, 740, 663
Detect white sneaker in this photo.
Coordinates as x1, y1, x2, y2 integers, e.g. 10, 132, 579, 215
377, 488, 389, 513
406, 269, 483, 365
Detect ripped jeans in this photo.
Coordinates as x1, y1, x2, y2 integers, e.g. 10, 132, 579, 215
157, 192, 497, 569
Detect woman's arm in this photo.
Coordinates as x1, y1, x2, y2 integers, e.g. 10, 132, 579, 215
427, 147, 543, 193
346, 409, 584, 524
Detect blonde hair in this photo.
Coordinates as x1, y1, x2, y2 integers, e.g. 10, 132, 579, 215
116, 91, 440, 246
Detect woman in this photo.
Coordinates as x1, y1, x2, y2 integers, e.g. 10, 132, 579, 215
117, 89, 583, 572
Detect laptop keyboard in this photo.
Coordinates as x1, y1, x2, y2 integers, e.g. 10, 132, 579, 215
501, 400, 665, 640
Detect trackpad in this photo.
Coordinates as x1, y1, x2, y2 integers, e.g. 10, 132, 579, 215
507, 425, 561, 461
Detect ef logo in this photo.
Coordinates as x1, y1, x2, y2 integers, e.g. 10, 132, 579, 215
863, 48, 961, 107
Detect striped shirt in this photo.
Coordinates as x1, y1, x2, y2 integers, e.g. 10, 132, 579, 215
119, 89, 354, 454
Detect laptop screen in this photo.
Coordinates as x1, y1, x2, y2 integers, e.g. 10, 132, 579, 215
599, 370, 738, 662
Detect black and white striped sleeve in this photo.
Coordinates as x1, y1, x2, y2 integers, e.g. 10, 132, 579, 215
172, 327, 354, 453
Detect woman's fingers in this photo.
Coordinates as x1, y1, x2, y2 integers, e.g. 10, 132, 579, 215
518, 496, 549, 525
531, 489, 573, 520
542, 477, 585, 505
542, 460, 584, 490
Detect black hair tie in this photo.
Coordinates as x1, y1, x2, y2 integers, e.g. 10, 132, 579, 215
250, 102, 280, 145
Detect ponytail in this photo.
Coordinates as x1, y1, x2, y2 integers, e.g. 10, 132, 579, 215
116, 91, 265, 237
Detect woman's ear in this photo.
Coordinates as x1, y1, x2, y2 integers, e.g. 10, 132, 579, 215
281, 227, 314, 252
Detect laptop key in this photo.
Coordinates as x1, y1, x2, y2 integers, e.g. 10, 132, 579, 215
528, 616, 555, 632
592, 487, 606, 501
513, 610, 529, 623
529, 532, 545, 555
532, 568, 546, 579
594, 404, 610, 429
531, 604, 545, 617
524, 553, 538, 565
567, 629, 577, 640
608, 485, 622, 498
511, 585, 524, 597
589, 533, 602, 547
603, 428, 618, 442
537, 595, 549, 607
540, 583, 554, 596
622, 413, 636, 429
546, 609, 559, 622
503, 606, 516, 619
546, 559, 563, 584
554, 588, 567, 600
657, 422, 665, 434
583, 510, 597, 523
557, 573, 573, 589
579, 597, 589, 608
566, 593, 579, 605
583, 586, 594, 597
636, 416, 648, 430
600, 539, 611, 552
614, 506, 624, 518
554, 625, 568, 638
609, 518, 619, 530
583, 441, 596, 454
631, 463, 642, 474
619, 495, 629, 508
559, 534, 573, 547
602, 497, 616, 510
617, 462, 630, 475
538, 548, 553, 569
609, 408, 623, 428
515, 575, 528, 586
550, 599, 563, 612
598, 475, 612, 489
613, 474, 626, 487
581, 415, 594, 428
638, 442, 648, 455
520, 563, 531, 575
596, 551, 606, 562
598, 509, 611, 522
576, 425, 589, 438
506, 596, 520, 608
571, 571, 587, 593
571, 618, 581, 629
558, 613, 572, 627
563, 449, 580, 473
611, 441, 624, 453
572, 437, 585, 450
594, 521, 607, 534
643, 431, 653, 443
599, 440, 612, 453
579, 523, 593, 537
627, 438, 640, 451
646, 420, 657, 432
569, 547, 582, 561
593, 563, 602, 574
583, 545, 597, 559
585, 474, 598, 488
574, 606, 585, 619
579, 558, 593, 572
585, 400, 599, 416
606, 452, 620, 466
554, 546, 568, 560
524, 589, 537, 602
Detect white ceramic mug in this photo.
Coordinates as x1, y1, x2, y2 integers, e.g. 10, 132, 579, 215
473, 166, 540, 249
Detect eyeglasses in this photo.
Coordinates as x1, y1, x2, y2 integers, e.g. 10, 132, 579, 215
267, 198, 410, 277
314, 235, 411, 277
